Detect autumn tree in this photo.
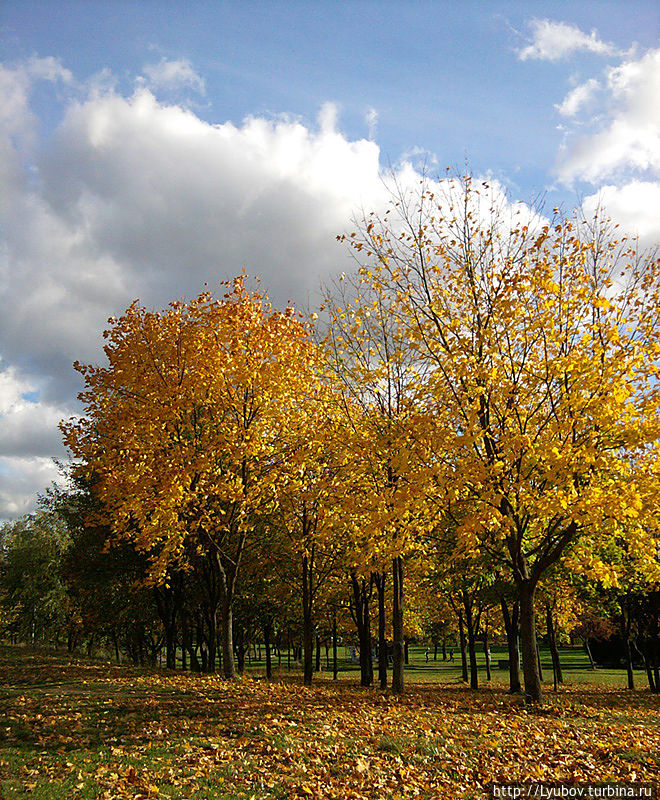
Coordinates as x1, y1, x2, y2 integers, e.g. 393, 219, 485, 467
322, 271, 433, 694
344, 174, 660, 703
266, 399, 349, 686
62, 278, 320, 678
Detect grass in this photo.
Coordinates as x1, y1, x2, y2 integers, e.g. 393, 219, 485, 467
1, 645, 658, 799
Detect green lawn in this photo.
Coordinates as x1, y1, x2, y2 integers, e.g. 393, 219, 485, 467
1, 645, 656, 799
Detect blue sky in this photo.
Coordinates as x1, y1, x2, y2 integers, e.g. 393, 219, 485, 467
0, 0, 659, 516
3, 1, 658, 197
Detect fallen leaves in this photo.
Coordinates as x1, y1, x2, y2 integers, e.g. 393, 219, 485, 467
1, 648, 659, 799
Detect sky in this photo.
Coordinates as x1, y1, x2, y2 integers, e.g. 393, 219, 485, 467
0, 0, 659, 518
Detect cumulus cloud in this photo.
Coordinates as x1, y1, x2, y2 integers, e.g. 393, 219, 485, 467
555, 78, 600, 117
0, 457, 62, 518
366, 107, 378, 140
519, 19, 621, 62
4, 52, 647, 519
142, 58, 206, 94
582, 181, 660, 247
0, 368, 70, 458
0, 366, 72, 517
25, 55, 73, 84
0, 61, 402, 514
556, 48, 660, 184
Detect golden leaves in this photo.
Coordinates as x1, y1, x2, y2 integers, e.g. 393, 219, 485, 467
62, 280, 323, 580
4, 649, 660, 800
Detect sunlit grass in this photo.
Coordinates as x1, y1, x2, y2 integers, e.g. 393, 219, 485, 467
1, 645, 657, 799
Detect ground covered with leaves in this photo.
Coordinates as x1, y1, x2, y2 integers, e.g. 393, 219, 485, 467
1, 648, 658, 799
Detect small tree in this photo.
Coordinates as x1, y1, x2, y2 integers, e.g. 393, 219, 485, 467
62, 278, 320, 678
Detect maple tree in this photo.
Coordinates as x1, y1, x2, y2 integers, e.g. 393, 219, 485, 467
342, 175, 660, 703
62, 278, 320, 678
322, 270, 435, 694
265, 399, 350, 686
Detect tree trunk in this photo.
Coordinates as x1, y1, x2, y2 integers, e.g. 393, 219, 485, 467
462, 590, 479, 690
302, 554, 314, 686
483, 621, 491, 682
220, 598, 234, 678
624, 634, 635, 690
332, 612, 338, 681
391, 556, 404, 694
375, 571, 388, 690
518, 580, 543, 703
505, 600, 522, 693
622, 597, 634, 691
536, 639, 544, 682
315, 635, 321, 672
458, 611, 469, 683
206, 609, 217, 674
546, 606, 564, 685
351, 573, 373, 687
638, 639, 656, 692
236, 623, 245, 674
264, 621, 272, 680
583, 637, 596, 670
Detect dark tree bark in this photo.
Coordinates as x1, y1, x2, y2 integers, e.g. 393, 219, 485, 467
500, 597, 522, 693
302, 553, 315, 686
546, 606, 564, 686
462, 589, 479, 690
536, 639, 544, 682
519, 579, 543, 703
392, 556, 405, 694
153, 575, 183, 671
374, 571, 388, 690
332, 612, 338, 681
583, 637, 596, 670
315, 635, 321, 672
622, 595, 635, 691
236, 622, 245, 674
483, 615, 491, 681
458, 611, 469, 683
636, 638, 656, 692
350, 573, 373, 687
264, 620, 272, 680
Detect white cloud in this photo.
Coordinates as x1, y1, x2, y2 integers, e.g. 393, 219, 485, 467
555, 78, 600, 117
366, 107, 378, 140
556, 48, 660, 183
582, 181, 660, 246
26, 55, 73, 85
519, 19, 620, 62
142, 58, 206, 94
0, 457, 61, 519
318, 101, 338, 134
0, 364, 72, 457
0, 56, 610, 518
0, 65, 399, 518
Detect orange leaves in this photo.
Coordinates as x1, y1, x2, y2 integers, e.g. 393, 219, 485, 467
5, 648, 660, 800
61, 279, 322, 582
